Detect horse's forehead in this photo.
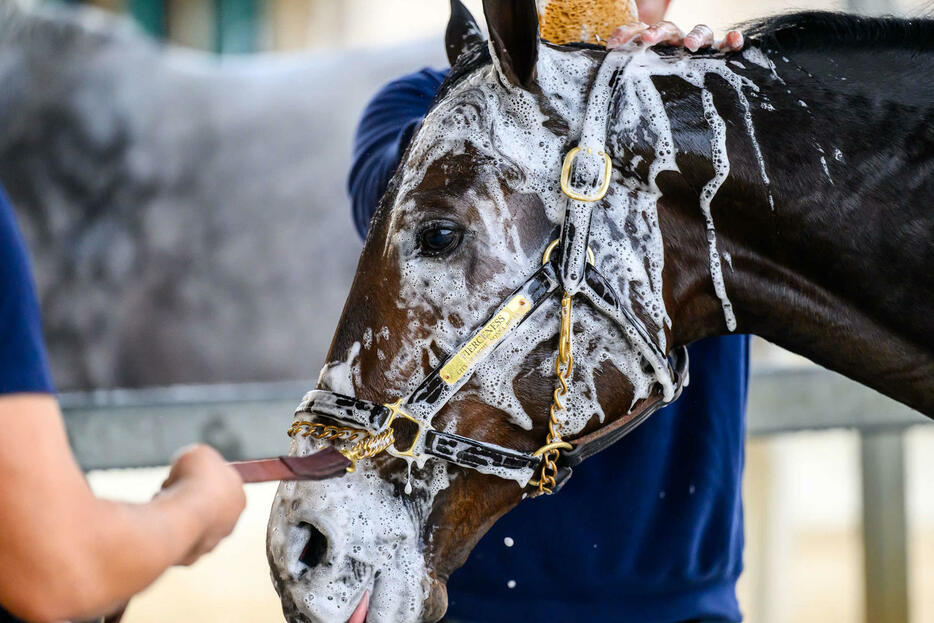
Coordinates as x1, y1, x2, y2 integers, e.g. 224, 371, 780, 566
393, 47, 596, 220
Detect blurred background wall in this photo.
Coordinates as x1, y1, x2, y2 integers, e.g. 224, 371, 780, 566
31, 0, 927, 52
2, 1, 932, 622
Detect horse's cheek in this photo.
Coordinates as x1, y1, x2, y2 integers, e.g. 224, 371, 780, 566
422, 470, 525, 580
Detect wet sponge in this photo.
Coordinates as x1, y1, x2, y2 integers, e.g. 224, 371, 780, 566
537, 0, 639, 45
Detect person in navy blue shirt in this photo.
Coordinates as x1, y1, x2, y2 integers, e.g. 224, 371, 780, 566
348, 9, 750, 623
0, 187, 246, 621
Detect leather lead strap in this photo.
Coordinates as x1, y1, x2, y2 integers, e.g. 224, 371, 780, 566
560, 346, 689, 468
230, 449, 352, 483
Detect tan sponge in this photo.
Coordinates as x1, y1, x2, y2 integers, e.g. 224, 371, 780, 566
537, 0, 639, 45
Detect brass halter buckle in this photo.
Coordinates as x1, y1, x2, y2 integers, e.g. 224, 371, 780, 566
560, 146, 613, 202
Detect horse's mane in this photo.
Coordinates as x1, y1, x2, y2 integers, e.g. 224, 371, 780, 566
743, 10, 934, 52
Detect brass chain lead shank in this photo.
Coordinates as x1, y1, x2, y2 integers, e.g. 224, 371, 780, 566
536, 292, 575, 495
289, 420, 395, 473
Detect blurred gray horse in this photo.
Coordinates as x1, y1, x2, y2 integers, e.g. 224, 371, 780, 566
0, 1, 443, 390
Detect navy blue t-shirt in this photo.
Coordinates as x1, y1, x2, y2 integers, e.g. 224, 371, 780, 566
0, 188, 53, 395
0, 188, 52, 621
349, 68, 750, 623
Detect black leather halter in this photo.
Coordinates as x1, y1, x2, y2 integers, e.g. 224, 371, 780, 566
291, 50, 689, 492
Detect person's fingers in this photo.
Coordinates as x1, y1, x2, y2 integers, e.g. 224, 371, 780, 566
639, 21, 685, 46
717, 29, 745, 51
684, 24, 715, 52
635, 0, 671, 26
606, 22, 648, 48
607, 21, 745, 53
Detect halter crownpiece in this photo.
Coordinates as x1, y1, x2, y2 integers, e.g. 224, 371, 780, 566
288, 50, 689, 495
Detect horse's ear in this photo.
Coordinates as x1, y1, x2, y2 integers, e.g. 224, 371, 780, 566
446, 0, 484, 66
482, 0, 539, 88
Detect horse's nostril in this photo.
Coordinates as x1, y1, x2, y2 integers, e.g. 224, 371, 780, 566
298, 522, 329, 569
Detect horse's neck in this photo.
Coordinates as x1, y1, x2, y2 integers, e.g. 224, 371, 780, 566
657, 43, 934, 415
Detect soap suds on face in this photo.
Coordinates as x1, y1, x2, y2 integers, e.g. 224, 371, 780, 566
272, 41, 777, 623
316, 341, 360, 396
270, 418, 451, 623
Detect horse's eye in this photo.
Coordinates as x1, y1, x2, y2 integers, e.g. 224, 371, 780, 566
417, 224, 463, 257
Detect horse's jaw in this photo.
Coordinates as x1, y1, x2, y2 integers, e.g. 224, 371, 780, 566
266, 451, 451, 623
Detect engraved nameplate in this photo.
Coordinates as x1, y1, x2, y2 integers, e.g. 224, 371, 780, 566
439, 295, 530, 385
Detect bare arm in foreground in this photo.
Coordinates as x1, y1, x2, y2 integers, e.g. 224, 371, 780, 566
0, 394, 245, 622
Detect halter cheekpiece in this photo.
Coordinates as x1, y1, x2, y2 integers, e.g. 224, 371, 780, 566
289, 51, 689, 495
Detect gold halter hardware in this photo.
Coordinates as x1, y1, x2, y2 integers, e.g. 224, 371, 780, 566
534, 146, 610, 491
529, 238, 593, 495
289, 399, 420, 473
382, 398, 423, 459
542, 238, 596, 266
560, 146, 613, 202
530, 291, 575, 494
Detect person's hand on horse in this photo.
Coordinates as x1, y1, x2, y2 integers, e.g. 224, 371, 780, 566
619, 0, 743, 52
160, 444, 247, 565
607, 21, 744, 52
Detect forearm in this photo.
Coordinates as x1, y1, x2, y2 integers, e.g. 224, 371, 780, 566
67, 491, 208, 619
0, 396, 209, 621
4, 497, 204, 622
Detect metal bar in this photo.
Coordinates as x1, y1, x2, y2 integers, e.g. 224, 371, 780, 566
59, 368, 930, 470
745, 367, 926, 436
861, 430, 910, 623
846, 0, 897, 15
61, 381, 308, 470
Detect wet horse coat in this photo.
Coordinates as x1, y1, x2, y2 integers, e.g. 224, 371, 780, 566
268, 5, 934, 623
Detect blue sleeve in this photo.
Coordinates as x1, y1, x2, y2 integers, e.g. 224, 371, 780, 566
0, 188, 54, 394
347, 67, 449, 239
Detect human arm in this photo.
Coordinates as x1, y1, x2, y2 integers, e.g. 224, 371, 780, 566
0, 192, 245, 622
347, 68, 447, 239
0, 395, 245, 622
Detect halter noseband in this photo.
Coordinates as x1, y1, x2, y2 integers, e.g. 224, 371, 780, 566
288, 51, 689, 494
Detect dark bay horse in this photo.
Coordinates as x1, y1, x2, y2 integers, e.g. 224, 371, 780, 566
268, 2, 934, 621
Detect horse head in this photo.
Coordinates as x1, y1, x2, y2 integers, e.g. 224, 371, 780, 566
269, 2, 934, 621
265, 1, 699, 620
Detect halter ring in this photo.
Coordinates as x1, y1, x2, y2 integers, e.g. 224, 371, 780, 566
560, 146, 613, 202
532, 440, 574, 457
382, 399, 423, 458
542, 239, 596, 266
